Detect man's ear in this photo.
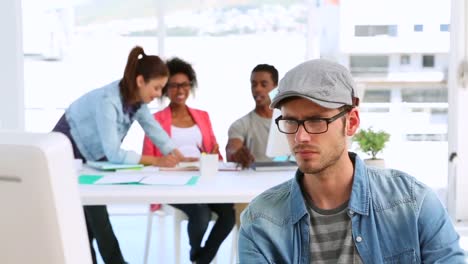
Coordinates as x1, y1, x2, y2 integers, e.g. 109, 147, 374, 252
346, 108, 360, 136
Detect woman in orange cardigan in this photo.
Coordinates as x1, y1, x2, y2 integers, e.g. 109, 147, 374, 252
142, 58, 235, 264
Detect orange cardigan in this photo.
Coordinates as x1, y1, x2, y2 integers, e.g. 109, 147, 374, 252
142, 106, 223, 160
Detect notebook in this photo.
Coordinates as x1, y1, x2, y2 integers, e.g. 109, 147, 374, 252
79, 173, 198, 186
251, 161, 298, 171
159, 161, 199, 171
159, 161, 241, 171
86, 161, 144, 171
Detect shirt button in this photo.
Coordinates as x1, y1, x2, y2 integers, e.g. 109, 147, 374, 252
356, 236, 362, 243
349, 210, 354, 215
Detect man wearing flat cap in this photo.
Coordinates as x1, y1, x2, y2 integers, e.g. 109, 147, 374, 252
238, 59, 465, 263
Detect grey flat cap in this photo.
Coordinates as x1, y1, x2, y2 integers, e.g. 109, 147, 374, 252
270, 59, 359, 109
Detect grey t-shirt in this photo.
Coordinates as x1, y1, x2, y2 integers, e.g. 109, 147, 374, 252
306, 203, 363, 264
300, 177, 362, 263
227, 110, 273, 162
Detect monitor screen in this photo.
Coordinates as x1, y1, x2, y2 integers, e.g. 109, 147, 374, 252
266, 88, 292, 158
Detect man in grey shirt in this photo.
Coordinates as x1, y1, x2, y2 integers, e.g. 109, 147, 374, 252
226, 64, 279, 227
226, 64, 278, 168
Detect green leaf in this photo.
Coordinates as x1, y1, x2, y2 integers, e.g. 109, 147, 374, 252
352, 127, 390, 159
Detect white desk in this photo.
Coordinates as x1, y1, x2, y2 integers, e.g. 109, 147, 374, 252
79, 169, 293, 205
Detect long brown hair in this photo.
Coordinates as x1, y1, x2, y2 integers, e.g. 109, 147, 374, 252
119, 46, 169, 104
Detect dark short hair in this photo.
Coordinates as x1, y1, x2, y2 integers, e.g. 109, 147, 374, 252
162, 57, 197, 96
251, 64, 279, 85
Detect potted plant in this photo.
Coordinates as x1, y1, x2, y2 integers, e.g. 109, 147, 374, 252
353, 127, 390, 168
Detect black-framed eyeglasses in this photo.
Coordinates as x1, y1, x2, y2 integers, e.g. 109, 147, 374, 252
167, 82, 192, 90
275, 108, 351, 134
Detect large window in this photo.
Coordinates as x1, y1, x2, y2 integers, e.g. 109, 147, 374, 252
362, 89, 391, 103
440, 24, 450, 32
400, 54, 411, 65
422, 54, 435, 67
22, 1, 454, 192
22, 0, 307, 158
354, 25, 398, 37
350, 55, 389, 73
414, 24, 424, 32
401, 87, 447, 103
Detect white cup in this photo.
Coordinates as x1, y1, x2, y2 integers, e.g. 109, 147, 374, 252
199, 154, 218, 180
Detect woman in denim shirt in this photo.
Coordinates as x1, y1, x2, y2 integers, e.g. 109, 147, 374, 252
52, 46, 189, 264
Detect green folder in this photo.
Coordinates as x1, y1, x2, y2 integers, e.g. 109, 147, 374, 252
78, 175, 103, 184
86, 161, 143, 171
78, 175, 199, 186
186, 176, 199, 186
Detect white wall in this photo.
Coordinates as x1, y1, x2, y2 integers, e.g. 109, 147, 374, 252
0, 0, 24, 130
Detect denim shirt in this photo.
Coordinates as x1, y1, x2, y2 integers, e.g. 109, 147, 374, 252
239, 153, 465, 263
65, 80, 175, 164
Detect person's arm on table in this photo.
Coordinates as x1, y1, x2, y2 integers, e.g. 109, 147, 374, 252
96, 99, 143, 164
226, 138, 255, 169
138, 105, 197, 165
139, 153, 179, 167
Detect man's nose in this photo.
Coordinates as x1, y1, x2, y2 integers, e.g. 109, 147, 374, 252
253, 84, 262, 92
295, 124, 310, 143
294, 124, 309, 143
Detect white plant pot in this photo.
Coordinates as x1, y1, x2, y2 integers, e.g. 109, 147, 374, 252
364, 158, 385, 168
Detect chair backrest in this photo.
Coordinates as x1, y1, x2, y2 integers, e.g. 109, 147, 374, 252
0, 131, 91, 264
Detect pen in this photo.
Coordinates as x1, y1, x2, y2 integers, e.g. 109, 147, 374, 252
197, 143, 205, 154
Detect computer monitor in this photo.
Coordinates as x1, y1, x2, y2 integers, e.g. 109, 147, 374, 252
266, 108, 291, 158
266, 88, 292, 158
0, 131, 91, 264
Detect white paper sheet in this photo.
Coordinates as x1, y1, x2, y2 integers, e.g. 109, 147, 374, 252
94, 173, 145, 184
219, 162, 241, 171
177, 161, 199, 169
139, 175, 193, 185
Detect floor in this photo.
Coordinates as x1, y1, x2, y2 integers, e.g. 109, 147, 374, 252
94, 205, 236, 264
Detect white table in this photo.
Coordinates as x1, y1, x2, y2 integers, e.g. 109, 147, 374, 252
79, 169, 294, 205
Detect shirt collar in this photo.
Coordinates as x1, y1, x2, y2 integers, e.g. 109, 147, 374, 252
348, 152, 370, 216
289, 152, 370, 224
123, 102, 141, 118
290, 170, 310, 224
